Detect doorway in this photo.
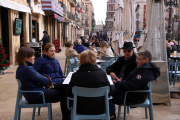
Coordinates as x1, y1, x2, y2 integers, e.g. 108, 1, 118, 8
32, 20, 39, 42
1, 7, 10, 60
19, 12, 24, 43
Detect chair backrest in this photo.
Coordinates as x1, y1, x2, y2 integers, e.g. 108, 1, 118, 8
17, 79, 22, 88
69, 59, 76, 66
174, 61, 180, 73
102, 56, 118, 61
72, 86, 110, 97
147, 80, 154, 90
168, 59, 174, 71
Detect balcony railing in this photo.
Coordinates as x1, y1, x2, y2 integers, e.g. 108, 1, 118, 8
107, 9, 115, 12
85, 16, 89, 19
107, 2, 115, 5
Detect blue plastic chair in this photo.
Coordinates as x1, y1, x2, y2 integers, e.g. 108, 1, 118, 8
67, 86, 112, 120
67, 58, 76, 75
64, 55, 73, 76
172, 61, 180, 85
14, 79, 52, 120
101, 56, 118, 61
117, 80, 154, 120
101, 58, 115, 72
168, 58, 175, 84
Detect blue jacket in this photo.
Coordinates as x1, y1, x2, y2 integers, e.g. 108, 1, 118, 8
73, 44, 86, 53
16, 62, 49, 102
33, 54, 66, 84
113, 62, 160, 105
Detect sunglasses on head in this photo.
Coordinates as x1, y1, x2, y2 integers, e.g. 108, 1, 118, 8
123, 50, 131, 53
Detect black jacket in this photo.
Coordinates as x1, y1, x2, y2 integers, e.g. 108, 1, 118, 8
92, 42, 100, 47
113, 62, 160, 105
171, 45, 177, 53
106, 53, 137, 80
66, 64, 111, 115
82, 42, 90, 48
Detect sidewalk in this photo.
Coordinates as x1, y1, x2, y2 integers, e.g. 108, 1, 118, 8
0, 47, 180, 120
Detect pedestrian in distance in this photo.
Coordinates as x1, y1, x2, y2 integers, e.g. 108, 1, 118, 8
39, 31, 50, 51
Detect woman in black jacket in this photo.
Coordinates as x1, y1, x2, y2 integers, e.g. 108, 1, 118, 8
66, 50, 111, 115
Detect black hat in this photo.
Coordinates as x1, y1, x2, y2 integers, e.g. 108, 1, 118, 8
121, 42, 135, 49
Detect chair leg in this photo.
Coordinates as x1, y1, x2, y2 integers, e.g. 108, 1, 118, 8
117, 106, 121, 120
173, 75, 176, 86
48, 104, 52, 120
18, 108, 21, 120
145, 107, 148, 119
32, 107, 36, 120
38, 107, 41, 115
127, 106, 129, 113
14, 107, 18, 120
124, 106, 127, 120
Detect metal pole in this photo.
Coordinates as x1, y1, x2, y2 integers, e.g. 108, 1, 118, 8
29, 0, 32, 42
167, 0, 173, 39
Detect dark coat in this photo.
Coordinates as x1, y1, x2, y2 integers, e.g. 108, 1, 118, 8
39, 34, 50, 51
73, 44, 86, 53
106, 53, 137, 80
112, 62, 160, 105
16, 62, 49, 102
167, 47, 171, 58
82, 42, 90, 48
92, 42, 100, 47
33, 54, 65, 84
171, 45, 177, 53
66, 64, 111, 115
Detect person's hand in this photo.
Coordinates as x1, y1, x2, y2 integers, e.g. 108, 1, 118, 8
113, 77, 122, 84
110, 72, 120, 81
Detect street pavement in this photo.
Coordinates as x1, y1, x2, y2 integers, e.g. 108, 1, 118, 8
0, 47, 180, 120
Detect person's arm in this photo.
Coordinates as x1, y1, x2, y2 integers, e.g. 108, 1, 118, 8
33, 59, 43, 72
25, 67, 49, 85
39, 35, 46, 42
106, 58, 120, 74
115, 71, 148, 91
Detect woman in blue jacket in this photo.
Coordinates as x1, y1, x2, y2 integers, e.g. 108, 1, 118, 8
16, 47, 70, 120
73, 38, 86, 54
33, 43, 65, 84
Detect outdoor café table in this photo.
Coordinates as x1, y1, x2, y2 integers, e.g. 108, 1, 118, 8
63, 72, 113, 85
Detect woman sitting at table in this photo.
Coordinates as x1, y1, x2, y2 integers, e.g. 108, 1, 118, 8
33, 43, 65, 84
73, 38, 86, 54
66, 50, 111, 115
65, 40, 79, 58
98, 41, 114, 60
16, 47, 70, 120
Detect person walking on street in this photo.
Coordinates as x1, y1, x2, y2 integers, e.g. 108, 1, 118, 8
39, 31, 50, 51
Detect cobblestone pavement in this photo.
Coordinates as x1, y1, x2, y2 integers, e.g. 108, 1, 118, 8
0, 47, 180, 120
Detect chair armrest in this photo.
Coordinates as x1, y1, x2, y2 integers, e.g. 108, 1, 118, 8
123, 90, 151, 104
19, 90, 46, 104
108, 96, 113, 100
67, 97, 74, 110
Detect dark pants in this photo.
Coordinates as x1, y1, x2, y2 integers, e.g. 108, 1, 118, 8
29, 84, 70, 120
109, 86, 125, 113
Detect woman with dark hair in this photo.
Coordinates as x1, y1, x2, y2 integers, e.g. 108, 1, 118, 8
66, 50, 111, 115
39, 31, 50, 51
16, 47, 70, 120
33, 43, 65, 84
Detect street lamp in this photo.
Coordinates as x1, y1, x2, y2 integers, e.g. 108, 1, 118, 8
164, 0, 178, 40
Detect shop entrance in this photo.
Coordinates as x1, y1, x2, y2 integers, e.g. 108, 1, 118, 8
32, 14, 39, 42
1, 7, 10, 60
19, 12, 24, 43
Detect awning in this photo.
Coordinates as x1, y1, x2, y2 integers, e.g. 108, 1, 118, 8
0, 0, 31, 13
32, 7, 45, 15
42, 0, 63, 16
54, 13, 64, 22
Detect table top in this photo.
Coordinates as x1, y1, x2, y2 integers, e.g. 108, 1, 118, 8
63, 72, 113, 85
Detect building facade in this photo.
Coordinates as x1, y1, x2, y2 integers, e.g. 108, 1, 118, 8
105, 0, 115, 31
85, 0, 95, 35
0, 0, 94, 66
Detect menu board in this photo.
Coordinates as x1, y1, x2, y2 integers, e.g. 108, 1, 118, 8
14, 18, 22, 35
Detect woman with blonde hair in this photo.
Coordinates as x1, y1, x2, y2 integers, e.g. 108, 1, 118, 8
98, 41, 114, 60
73, 38, 86, 54
66, 50, 111, 115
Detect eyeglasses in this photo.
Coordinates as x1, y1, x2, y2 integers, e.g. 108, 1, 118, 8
136, 58, 146, 61
123, 50, 131, 53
